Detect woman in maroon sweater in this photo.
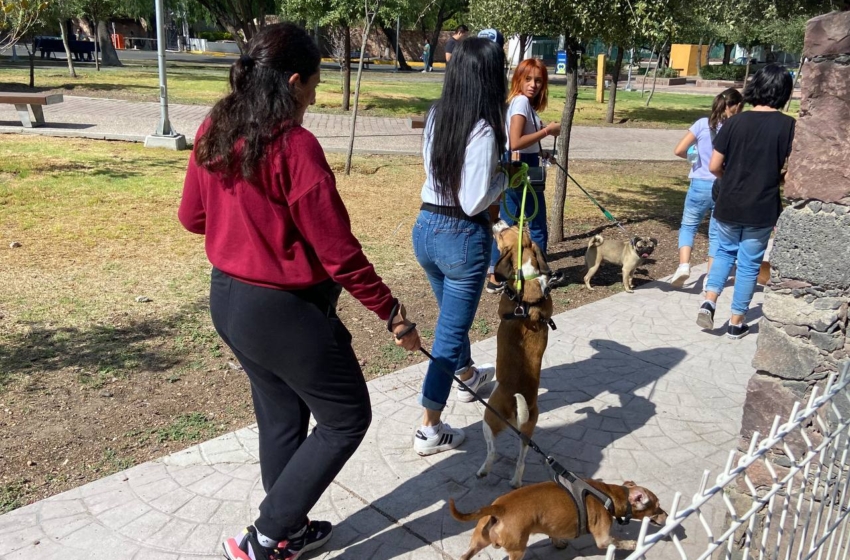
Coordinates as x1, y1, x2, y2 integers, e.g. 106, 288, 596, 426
178, 23, 420, 560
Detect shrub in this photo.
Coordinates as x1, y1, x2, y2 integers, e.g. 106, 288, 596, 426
700, 64, 747, 81
197, 31, 233, 42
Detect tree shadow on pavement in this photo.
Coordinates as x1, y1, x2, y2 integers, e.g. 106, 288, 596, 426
322, 339, 686, 559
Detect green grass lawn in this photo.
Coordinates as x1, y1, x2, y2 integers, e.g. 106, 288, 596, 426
0, 58, 800, 127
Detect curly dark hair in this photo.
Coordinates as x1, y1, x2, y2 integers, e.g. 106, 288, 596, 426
194, 23, 321, 181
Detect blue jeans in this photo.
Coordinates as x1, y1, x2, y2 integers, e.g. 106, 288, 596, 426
413, 210, 491, 410
678, 178, 719, 258
706, 220, 773, 316
490, 154, 548, 271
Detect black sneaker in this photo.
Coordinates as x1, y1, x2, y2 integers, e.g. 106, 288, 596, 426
726, 322, 750, 340
696, 301, 715, 330
486, 280, 505, 294
223, 521, 333, 560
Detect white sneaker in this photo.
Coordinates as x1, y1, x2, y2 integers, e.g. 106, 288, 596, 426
455, 365, 496, 403
413, 422, 465, 456
670, 264, 690, 288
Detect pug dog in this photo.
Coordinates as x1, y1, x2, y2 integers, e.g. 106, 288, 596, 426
584, 234, 658, 293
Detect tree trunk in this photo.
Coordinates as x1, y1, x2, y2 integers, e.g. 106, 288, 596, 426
97, 20, 122, 66
695, 37, 703, 78
28, 46, 35, 88
550, 39, 579, 245
59, 18, 77, 78
785, 57, 804, 112
342, 25, 351, 111
645, 40, 666, 107
427, 6, 447, 70
94, 19, 100, 70
220, 21, 247, 53
345, 7, 381, 175
722, 44, 734, 65
605, 46, 624, 124
517, 34, 529, 64
381, 25, 411, 70
640, 43, 655, 98
744, 55, 752, 85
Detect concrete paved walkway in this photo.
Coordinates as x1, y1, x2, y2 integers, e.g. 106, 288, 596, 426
0, 264, 763, 560
0, 96, 684, 160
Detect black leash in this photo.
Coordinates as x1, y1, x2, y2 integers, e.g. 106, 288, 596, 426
388, 294, 631, 532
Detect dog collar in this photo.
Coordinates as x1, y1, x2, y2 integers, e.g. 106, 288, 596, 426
616, 486, 633, 525
501, 286, 557, 330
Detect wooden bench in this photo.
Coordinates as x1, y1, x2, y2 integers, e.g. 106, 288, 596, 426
343, 51, 374, 69
408, 116, 426, 129
0, 93, 64, 127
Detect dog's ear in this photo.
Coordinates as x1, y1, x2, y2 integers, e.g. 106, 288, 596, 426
623, 480, 637, 487
532, 243, 551, 276
493, 248, 515, 283
650, 238, 658, 246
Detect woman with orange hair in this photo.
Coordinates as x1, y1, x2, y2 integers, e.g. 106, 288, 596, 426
487, 58, 562, 293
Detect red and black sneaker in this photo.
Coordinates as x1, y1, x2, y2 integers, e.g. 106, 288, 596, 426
223, 521, 333, 560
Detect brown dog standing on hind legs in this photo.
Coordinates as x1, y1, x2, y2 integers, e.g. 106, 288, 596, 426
478, 221, 553, 488
584, 234, 658, 293
450, 479, 669, 559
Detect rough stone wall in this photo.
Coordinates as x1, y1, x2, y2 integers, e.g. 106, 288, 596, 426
727, 10, 850, 548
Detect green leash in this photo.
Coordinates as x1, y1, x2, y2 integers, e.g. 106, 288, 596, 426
500, 162, 538, 293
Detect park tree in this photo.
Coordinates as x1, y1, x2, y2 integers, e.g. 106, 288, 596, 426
468, 0, 548, 64
0, 0, 49, 50
190, 0, 272, 52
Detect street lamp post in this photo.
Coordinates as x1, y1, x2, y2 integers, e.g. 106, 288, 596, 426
144, 0, 187, 150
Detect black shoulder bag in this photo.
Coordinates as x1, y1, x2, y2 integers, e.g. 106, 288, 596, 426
710, 126, 721, 201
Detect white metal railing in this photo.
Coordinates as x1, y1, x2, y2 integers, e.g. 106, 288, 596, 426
609, 361, 850, 560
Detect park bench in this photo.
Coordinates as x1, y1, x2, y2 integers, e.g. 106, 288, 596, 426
343, 50, 374, 69
408, 116, 426, 129
0, 92, 64, 128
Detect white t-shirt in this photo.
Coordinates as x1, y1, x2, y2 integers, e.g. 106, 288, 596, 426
506, 95, 542, 154
421, 117, 507, 217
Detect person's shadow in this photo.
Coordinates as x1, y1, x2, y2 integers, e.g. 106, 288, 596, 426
316, 339, 687, 559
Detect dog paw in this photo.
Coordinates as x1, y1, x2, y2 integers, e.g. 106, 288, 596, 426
615, 540, 637, 551
476, 468, 489, 478
551, 538, 569, 550
625, 288, 634, 294
509, 478, 522, 489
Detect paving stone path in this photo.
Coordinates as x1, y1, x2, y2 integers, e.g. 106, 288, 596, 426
0, 264, 765, 560
0, 96, 684, 160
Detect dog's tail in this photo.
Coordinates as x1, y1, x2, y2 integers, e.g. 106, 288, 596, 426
588, 234, 604, 248
514, 393, 529, 428
449, 498, 506, 523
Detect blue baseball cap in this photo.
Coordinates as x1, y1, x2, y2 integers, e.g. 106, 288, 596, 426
477, 28, 505, 48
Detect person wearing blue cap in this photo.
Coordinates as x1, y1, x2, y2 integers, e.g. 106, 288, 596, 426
477, 28, 505, 48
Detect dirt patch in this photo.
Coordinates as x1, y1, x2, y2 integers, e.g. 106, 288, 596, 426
0, 140, 705, 511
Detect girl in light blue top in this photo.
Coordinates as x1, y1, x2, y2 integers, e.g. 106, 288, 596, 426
670, 88, 743, 288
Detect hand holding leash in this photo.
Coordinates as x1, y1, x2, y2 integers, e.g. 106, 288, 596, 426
388, 301, 421, 351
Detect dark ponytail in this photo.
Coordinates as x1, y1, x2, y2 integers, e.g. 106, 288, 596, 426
195, 23, 321, 182
709, 87, 743, 131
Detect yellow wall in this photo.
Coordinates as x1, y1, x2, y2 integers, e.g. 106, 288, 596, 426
670, 44, 710, 76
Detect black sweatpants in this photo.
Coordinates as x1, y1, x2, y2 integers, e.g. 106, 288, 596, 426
209, 268, 372, 539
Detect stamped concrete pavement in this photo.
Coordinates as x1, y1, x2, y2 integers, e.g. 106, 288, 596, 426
0, 264, 763, 560
0, 95, 684, 160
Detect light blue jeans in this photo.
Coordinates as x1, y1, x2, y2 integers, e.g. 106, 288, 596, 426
679, 178, 719, 258
706, 220, 773, 316
413, 210, 491, 410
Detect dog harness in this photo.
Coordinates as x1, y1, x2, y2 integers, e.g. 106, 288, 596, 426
554, 470, 633, 537
501, 280, 557, 330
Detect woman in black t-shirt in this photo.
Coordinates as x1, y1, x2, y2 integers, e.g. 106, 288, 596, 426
695, 64, 796, 339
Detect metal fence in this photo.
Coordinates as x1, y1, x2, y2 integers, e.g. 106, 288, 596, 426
610, 361, 850, 560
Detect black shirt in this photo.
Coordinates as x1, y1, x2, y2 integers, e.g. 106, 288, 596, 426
445, 36, 458, 57
713, 110, 796, 228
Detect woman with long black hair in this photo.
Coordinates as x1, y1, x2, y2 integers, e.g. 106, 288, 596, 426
179, 22, 420, 560
412, 36, 508, 455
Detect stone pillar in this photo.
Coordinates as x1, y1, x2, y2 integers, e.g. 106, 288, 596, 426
726, 10, 850, 547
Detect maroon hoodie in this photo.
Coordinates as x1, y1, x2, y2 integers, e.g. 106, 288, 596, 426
178, 122, 396, 320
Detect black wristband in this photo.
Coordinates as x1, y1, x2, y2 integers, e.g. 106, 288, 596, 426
394, 322, 417, 340
386, 299, 400, 333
